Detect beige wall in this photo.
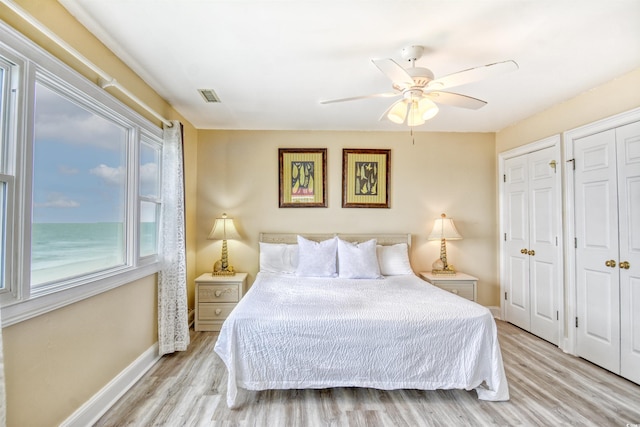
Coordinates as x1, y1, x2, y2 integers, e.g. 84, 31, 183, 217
496, 67, 640, 152
2, 1, 638, 425
494, 67, 640, 323
196, 130, 500, 305
1, 2, 198, 426
3, 276, 157, 427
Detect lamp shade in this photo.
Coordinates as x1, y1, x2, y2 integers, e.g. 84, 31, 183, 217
418, 98, 439, 121
387, 100, 408, 124
406, 100, 425, 127
207, 213, 240, 241
428, 213, 462, 241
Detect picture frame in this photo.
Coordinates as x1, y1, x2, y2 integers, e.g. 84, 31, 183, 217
342, 148, 390, 208
279, 148, 327, 208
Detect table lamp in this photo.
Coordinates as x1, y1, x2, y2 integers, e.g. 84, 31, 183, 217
428, 213, 462, 274
207, 213, 240, 275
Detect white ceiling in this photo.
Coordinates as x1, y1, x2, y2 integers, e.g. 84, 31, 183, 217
59, 0, 640, 132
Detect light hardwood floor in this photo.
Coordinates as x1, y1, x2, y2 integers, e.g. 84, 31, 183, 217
95, 321, 640, 426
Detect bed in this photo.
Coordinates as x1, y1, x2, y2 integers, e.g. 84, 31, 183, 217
214, 233, 509, 408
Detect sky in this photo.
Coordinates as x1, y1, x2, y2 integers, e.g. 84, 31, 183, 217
32, 82, 159, 223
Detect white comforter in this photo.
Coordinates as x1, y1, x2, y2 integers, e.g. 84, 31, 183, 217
214, 272, 509, 407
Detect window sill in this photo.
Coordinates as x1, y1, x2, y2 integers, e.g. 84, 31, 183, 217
1, 262, 160, 327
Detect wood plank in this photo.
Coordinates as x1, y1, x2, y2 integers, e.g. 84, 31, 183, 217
94, 321, 640, 426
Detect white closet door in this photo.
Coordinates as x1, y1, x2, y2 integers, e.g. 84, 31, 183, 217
617, 121, 640, 384
504, 146, 558, 344
528, 147, 559, 344
504, 155, 530, 330
575, 129, 620, 373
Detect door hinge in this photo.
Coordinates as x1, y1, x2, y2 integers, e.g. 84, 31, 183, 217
575, 237, 577, 249
504, 292, 508, 301
504, 233, 507, 241
503, 174, 506, 183
575, 317, 579, 328
567, 158, 575, 170
556, 236, 558, 246
556, 311, 559, 321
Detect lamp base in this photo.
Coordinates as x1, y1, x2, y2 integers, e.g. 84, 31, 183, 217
431, 258, 456, 275
213, 259, 236, 276
212, 271, 236, 276
431, 268, 457, 275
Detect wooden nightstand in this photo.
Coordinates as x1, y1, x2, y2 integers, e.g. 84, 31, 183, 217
419, 271, 478, 302
195, 272, 247, 331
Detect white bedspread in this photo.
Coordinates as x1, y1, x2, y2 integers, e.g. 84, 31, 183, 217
214, 272, 509, 407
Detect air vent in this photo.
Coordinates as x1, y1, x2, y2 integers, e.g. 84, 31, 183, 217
198, 89, 221, 103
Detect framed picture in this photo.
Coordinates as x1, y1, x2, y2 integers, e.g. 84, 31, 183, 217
342, 149, 390, 208
279, 148, 327, 208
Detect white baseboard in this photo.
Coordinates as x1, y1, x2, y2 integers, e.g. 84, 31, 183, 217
188, 308, 195, 328
488, 306, 501, 319
60, 343, 161, 427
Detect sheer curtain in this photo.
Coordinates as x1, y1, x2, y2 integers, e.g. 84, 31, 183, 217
158, 120, 190, 355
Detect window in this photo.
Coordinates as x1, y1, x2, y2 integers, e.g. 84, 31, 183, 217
0, 181, 7, 291
32, 82, 128, 287
0, 63, 7, 291
0, 21, 164, 325
139, 138, 161, 258
0, 54, 18, 294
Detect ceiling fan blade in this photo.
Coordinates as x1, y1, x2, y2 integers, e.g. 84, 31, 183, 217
426, 91, 487, 110
428, 60, 518, 90
320, 92, 399, 104
372, 58, 414, 86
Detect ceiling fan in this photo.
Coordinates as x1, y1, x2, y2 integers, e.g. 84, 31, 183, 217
320, 45, 518, 127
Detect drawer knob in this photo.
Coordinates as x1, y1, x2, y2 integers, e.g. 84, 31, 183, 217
215, 290, 222, 297
215, 309, 222, 316
451, 289, 459, 295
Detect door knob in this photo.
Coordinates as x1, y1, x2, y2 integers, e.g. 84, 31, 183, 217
521, 248, 528, 254
528, 250, 535, 256
605, 260, 617, 268
620, 261, 630, 269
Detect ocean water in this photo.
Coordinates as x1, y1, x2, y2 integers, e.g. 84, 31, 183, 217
31, 222, 156, 286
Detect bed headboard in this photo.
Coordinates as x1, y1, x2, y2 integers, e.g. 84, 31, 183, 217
259, 233, 411, 247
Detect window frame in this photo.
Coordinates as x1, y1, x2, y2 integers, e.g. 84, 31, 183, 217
0, 21, 164, 327
0, 41, 23, 303
138, 136, 162, 262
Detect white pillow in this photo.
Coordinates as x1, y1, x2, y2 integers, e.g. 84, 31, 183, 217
337, 238, 381, 279
295, 235, 338, 277
259, 242, 298, 274
376, 243, 413, 275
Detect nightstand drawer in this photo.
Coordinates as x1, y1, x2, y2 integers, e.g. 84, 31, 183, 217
419, 271, 478, 302
195, 273, 247, 332
435, 283, 475, 300
198, 284, 241, 303
199, 303, 237, 320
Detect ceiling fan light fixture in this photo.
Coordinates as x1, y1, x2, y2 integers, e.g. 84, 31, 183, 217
387, 100, 408, 124
406, 100, 425, 127
418, 98, 439, 121
322, 46, 515, 127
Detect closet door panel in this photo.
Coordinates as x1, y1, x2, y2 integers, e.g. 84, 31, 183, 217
529, 147, 559, 343
580, 268, 619, 372
575, 129, 620, 373
618, 121, 640, 383
531, 258, 555, 322
504, 156, 530, 330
